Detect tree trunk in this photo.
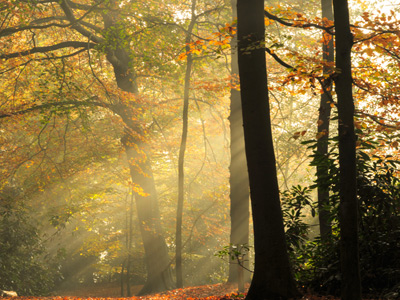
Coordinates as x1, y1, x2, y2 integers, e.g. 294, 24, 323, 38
237, 0, 298, 298
228, 0, 251, 285
175, 52, 192, 289
126, 191, 134, 297
121, 129, 174, 295
104, 14, 174, 293
332, 0, 361, 299
120, 261, 125, 297
317, 0, 334, 241
176, 0, 197, 288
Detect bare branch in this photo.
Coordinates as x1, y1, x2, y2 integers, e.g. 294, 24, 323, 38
58, 0, 104, 43
264, 10, 334, 34
265, 47, 294, 69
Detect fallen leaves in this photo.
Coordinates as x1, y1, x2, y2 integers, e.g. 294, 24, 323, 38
0, 284, 385, 300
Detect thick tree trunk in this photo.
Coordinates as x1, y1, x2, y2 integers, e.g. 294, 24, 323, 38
237, 0, 298, 298
332, 0, 361, 299
228, 0, 251, 285
122, 135, 174, 295
317, 0, 334, 241
104, 14, 174, 292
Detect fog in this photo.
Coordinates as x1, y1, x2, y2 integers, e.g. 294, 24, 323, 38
1, 0, 399, 297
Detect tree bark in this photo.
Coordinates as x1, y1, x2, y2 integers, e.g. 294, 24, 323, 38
103, 14, 174, 294
237, 0, 299, 298
332, 0, 361, 299
317, 0, 334, 241
228, 0, 251, 285
122, 135, 174, 295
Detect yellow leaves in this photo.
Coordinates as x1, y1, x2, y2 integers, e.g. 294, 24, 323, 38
364, 47, 375, 57
193, 76, 231, 92
177, 22, 235, 61
265, 18, 272, 26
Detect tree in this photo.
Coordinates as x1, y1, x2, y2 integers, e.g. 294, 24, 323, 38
0, 1, 174, 294
0, 187, 61, 295
317, 0, 334, 241
228, 0, 250, 287
176, 0, 197, 288
332, 0, 361, 299
236, 0, 299, 298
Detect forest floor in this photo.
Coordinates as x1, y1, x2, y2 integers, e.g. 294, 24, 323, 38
2, 282, 385, 300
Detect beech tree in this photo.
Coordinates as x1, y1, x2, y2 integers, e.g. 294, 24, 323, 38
176, 0, 196, 288
237, 0, 298, 298
317, 0, 334, 240
332, 0, 362, 299
0, 0, 174, 294
227, 0, 250, 287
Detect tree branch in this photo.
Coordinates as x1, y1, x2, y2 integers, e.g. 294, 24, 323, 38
0, 98, 109, 119
264, 10, 334, 34
265, 47, 294, 69
58, 0, 104, 43
0, 41, 97, 59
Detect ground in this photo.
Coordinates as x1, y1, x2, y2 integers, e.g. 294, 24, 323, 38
0, 283, 385, 299
53, 282, 245, 299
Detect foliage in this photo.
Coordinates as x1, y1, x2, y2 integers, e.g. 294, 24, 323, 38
215, 244, 250, 263
0, 188, 62, 295
280, 185, 317, 280
0, 0, 399, 296
288, 136, 400, 297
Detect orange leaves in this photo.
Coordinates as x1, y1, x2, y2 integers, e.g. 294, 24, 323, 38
292, 130, 307, 140
0, 286, 382, 300
177, 23, 235, 61
390, 141, 399, 149
192, 76, 234, 94
315, 131, 327, 140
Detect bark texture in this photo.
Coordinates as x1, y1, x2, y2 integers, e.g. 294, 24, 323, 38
237, 0, 298, 298
332, 0, 361, 299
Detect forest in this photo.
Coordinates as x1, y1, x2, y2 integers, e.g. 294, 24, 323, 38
0, 0, 399, 299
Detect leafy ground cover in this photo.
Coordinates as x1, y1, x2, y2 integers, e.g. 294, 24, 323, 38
0, 283, 385, 300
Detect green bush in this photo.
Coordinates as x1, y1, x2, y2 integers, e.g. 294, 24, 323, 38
0, 189, 61, 295
282, 137, 400, 296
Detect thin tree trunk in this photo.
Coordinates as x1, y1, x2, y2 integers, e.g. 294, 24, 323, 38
176, 0, 196, 288
228, 0, 250, 285
317, 0, 334, 241
126, 191, 134, 297
237, 0, 299, 298
332, 0, 361, 299
120, 261, 125, 297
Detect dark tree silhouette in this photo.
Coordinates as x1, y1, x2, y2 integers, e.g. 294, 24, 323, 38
237, 0, 299, 298
317, 0, 334, 241
332, 0, 362, 299
228, 0, 251, 287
